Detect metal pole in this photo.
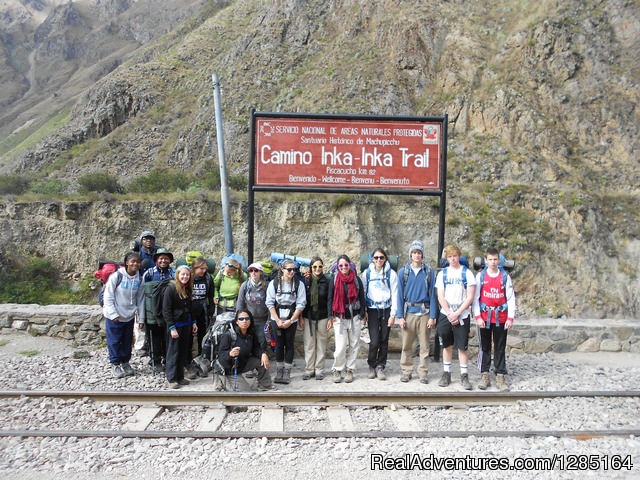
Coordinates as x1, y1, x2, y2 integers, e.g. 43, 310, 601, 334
212, 73, 233, 255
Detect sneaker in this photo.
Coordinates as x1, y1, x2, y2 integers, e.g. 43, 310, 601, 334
461, 373, 472, 390
438, 371, 451, 387
368, 367, 377, 379
112, 364, 125, 379
258, 384, 278, 391
315, 372, 324, 381
400, 373, 411, 383
178, 379, 190, 386
376, 367, 386, 381
333, 370, 342, 383
167, 381, 180, 389
122, 363, 134, 377
496, 374, 509, 391
478, 372, 490, 390
344, 369, 354, 383
185, 367, 198, 380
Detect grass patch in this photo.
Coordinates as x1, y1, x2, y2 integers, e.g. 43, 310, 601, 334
18, 350, 39, 357
0, 339, 9, 347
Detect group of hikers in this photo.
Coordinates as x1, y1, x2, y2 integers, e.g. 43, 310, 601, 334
99, 231, 516, 391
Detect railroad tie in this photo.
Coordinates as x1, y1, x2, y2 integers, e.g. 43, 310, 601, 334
385, 405, 421, 432
122, 406, 163, 431
327, 406, 355, 431
259, 406, 284, 432
196, 407, 227, 432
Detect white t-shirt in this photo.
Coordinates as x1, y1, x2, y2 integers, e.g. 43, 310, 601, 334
435, 266, 476, 318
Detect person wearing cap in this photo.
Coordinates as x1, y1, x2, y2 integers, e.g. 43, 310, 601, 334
236, 262, 270, 355
213, 258, 247, 312
396, 240, 438, 384
163, 264, 197, 389
138, 231, 159, 272
142, 248, 175, 372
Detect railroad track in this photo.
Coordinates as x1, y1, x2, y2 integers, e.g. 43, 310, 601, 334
1, 390, 638, 439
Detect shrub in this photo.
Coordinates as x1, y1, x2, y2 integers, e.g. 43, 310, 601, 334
0, 175, 30, 195
28, 178, 69, 195
78, 173, 123, 194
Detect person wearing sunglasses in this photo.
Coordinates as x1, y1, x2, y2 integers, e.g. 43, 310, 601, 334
217, 310, 276, 391
327, 254, 366, 383
300, 256, 330, 380
361, 248, 398, 381
236, 262, 271, 357
266, 259, 307, 384
213, 259, 247, 313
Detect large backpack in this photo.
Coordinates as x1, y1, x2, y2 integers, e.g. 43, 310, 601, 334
201, 312, 237, 374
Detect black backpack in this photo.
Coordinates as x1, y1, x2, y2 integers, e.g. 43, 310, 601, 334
148, 279, 172, 327
201, 312, 237, 374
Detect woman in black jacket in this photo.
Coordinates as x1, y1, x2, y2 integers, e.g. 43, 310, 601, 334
163, 264, 197, 389
300, 256, 330, 381
217, 310, 276, 391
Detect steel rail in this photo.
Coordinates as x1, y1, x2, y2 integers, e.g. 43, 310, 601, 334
0, 429, 638, 440
0, 390, 638, 407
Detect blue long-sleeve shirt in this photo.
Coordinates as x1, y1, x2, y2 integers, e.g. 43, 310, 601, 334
396, 264, 437, 318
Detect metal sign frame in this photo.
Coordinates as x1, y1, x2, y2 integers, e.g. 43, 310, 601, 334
247, 110, 448, 265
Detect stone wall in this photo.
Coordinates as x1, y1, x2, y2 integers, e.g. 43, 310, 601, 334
0, 304, 638, 354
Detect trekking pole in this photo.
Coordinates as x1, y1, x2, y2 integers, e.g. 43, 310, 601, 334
149, 323, 155, 374
233, 356, 238, 392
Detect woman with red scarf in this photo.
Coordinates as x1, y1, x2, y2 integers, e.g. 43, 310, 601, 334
327, 254, 366, 383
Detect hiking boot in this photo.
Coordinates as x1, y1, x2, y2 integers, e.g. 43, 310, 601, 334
258, 384, 278, 391
461, 373, 472, 390
400, 373, 411, 383
122, 363, 134, 377
438, 371, 451, 387
419, 377, 428, 384
345, 369, 354, 383
333, 370, 342, 383
185, 366, 198, 380
167, 381, 180, 389
302, 372, 312, 380
152, 364, 165, 374
274, 367, 285, 384
282, 368, 291, 384
376, 367, 386, 381
496, 374, 509, 391
178, 379, 190, 386
245, 370, 257, 379
478, 372, 490, 390
368, 367, 377, 379
315, 371, 324, 381
112, 364, 125, 379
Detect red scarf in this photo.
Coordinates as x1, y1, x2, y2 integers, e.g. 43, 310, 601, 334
332, 269, 358, 315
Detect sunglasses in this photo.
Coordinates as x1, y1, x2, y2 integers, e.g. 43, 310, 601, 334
283, 267, 297, 272
226, 264, 238, 270
237, 316, 251, 321
312, 265, 324, 270
372, 256, 385, 260
338, 264, 350, 269
248, 269, 261, 273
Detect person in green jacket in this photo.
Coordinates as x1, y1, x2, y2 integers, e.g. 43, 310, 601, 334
214, 258, 247, 313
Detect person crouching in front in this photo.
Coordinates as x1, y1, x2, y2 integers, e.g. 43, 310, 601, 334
217, 310, 277, 391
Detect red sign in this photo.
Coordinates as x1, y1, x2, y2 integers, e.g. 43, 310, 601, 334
254, 117, 442, 191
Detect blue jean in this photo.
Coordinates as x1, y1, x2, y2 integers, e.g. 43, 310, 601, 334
105, 318, 134, 364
